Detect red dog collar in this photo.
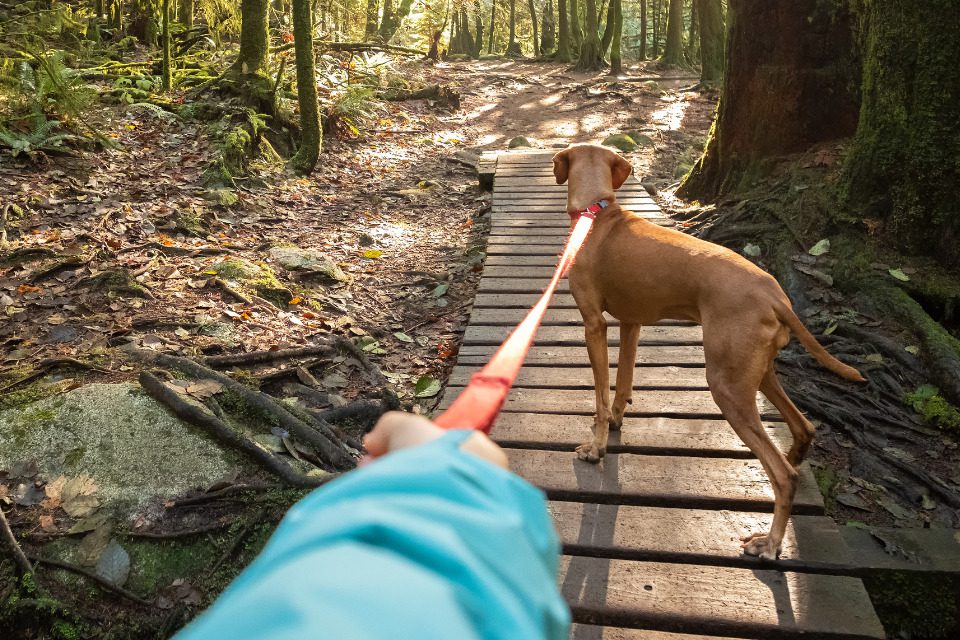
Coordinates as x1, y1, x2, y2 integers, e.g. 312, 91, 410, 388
573, 199, 609, 219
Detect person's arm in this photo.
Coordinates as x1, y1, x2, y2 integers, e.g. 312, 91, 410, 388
174, 413, 570, 640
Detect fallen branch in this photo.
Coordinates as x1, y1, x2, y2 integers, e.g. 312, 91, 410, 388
120, 241, 229, 257
273, 40, 425, 56
207, 276, 252, 305
140, 371, 336, 486
204, 344, 334, 368
27, 555, 152, 606
1, 506, 32, 576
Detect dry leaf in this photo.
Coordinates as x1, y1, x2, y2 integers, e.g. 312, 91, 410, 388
186, 379, 224, 399
39, 514, 57, 532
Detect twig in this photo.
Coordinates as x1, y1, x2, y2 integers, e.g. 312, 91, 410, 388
27, 555, 152, 606
168, 483, 281, 507
205, 509, 265, 578
0, 358, 111, 394
119, 241, 229, 257
204, 345, 334, 368
207, 276, 251, 304
120, 521, 233, 540
140, 371, 337, 486
1, 506, 33, 576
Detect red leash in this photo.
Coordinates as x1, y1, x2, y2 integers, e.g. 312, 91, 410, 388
434, 200, 607, 434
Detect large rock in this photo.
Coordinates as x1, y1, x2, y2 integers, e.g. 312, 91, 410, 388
0, 383, 237, 513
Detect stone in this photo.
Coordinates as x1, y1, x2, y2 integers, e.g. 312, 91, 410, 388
508, 136, 532, 149
602, 134, 639, 152
0, 383, 237, 513
268, 246, 351, 283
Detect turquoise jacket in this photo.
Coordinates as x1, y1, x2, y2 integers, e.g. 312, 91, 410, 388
174, 430, 570, 639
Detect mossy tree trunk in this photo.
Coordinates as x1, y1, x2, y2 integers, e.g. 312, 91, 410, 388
161, 0, 172, 91
179, 0, 193, 28
474, 1, 484, 58
289, 0, 321, 174
678, 0, 859, 200
569, 0, 582, 55
651, 0, 660, 58
541, 0, 555, 54
696, 0, 723, 83
843, 0, 960, 267
555, 0, 572, 61
686, 0, 699, 63
378, 0, 414, 41
609, 0, 622, 75
234, 0, 270, 75
364, 0, 378, 40
527, 0, 539, 57
661, 0, 684, 65
574, 0, 603, 70
487, 0, 496, 52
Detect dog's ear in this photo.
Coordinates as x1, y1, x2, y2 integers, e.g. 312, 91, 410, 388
553, 149, 570, 185
611, 154, 632, 190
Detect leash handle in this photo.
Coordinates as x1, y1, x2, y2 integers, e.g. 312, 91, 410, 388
434, 209, 598, 433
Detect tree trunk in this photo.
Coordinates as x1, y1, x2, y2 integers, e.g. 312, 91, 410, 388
364, 0, 378, 40
234, 0, 270, 75
686, 0, 699, 63
661, 0, 684, 65
461, 8, 476, 55
161, 0, 172, 91
487, 0, 496, 53
695, 0, 723, 83
843, 0, 960, 265
506, 0, 522, 55
178, 0, 193, 28
638, 0, 646, 60
651, 0, 660, 57
569, 0, 582, 54
678, 0, 859, 200
541, 0, 555, 54
575, 0, 602, 70
527, 0, 539, 57
474, 1, 484, 58
556, 0, 571, 60
290, 0, 321, 174
609, 0, 622, 75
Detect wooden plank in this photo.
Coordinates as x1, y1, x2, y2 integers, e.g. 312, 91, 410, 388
506, 449, 824, 512
487, 413, 787, 458
570, 626, 743, 640
480, 265, 587, 278
456, 345, 705, 366
463, 308, 695, 325
553, 503, 850, 568
559, 557, 884, 639
477, 278, 566, 293
492, 197, 658, 207
462, 324, 703, 346
486, 235, 586, 245
448, 365, 708, 389
439, 387, 778, 419
474, 291, 581, 305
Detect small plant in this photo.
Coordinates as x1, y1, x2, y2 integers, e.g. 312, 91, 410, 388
0, 117, 80, 159
327, 85, 379, 136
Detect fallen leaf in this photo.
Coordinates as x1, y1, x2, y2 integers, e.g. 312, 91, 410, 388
808, 239, 830, 256
837, 493, 873, 511
415, 375, 441, 398
39, 514, 57, 532
186, 379, 224, 399
96, 540, 131, 587
742, 243, 761, 258
888, 268, 910, 282
394, 332, 414, 343
362, 249, 383, 259
905, 345, 920, 355
61, 474, 100, 518
432, 283, 449, 298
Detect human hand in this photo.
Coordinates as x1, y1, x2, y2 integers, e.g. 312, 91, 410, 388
363, 411, 508, 469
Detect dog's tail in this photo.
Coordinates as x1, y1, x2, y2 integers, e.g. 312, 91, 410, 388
776, 303, 866, 382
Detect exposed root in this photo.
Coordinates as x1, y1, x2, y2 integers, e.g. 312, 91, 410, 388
27, 555, 152, 606
1, 506, 33, 576
204, 344, 334, 368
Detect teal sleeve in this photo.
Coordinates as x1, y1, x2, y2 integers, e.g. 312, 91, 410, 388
174, 430, 571, 640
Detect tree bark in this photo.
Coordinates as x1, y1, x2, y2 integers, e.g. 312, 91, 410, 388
569, 0, 582, 54
527, 0, 539, 57
661, 0, 684, 65
474, 1, 484, 58
161, 0, 172, 91
696, 0, 723, 83
575, 0, 602, 70
609, 0, 622, 75
487, 0, 496, 53
686, 0, 699, 63
556, 0, 571, 60
234, 0, 271, 75
541, 0, 555, 54
506, 0, 522, 55
179, 0, 193, 28
678, 0, 859, 200
638, 0, 646, 60
651, 0, 660, 58
843, 0, 960, 265
289, 0, 321, 174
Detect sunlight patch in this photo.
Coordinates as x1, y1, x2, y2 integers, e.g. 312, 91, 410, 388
651, 100, 690, 131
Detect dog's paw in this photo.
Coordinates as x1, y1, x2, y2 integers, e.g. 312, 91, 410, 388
740, 532, 780, 560
608, 414, 623, 432
575, 442, 604, 464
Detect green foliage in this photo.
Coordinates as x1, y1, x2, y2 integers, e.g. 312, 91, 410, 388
328, 85, 379, 136
904, 385, 960, 431
0, 117, 81, 158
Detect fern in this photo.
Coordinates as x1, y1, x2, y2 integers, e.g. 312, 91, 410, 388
0, 118, 80, 159
127, 102, 177, 120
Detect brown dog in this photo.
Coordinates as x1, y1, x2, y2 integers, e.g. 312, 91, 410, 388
553, 143, 865, 559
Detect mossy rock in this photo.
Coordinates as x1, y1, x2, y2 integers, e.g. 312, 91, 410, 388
268, 246, 351, 284
207, 258, 293, 307
624, 130, 654, 147
0, 383, 238, 514
602, 134, 640, 152
508, 136, 532, 149
675, 162, 694, 179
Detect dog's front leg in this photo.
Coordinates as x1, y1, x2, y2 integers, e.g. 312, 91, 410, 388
578, 313, 611, 463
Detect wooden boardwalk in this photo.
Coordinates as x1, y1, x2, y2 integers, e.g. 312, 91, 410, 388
440, 151, 886, 639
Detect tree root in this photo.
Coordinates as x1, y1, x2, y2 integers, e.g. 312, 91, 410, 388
120, 241, 230, 257
333, 336, 400, 412
1, 506, 32, 576
205, 508, 267, 578
27, 555, 152, 606
119, 521, 233, 540
204, 344, 334, 368
0, 358, 112, 395
309, 399, 384, 429
140, 371, 338, 486
206, 276, 252, 305
167, 483, 281, 508
130, 349, 353, 468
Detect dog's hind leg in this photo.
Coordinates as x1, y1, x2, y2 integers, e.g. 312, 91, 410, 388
578, 311, 611, 463
610, 322, 641, 430
706, 334, 798, 560
760, 367, 816, 467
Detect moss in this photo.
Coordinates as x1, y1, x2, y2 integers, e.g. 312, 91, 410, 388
125, 538, 218, 594
864, 571, 960, 639
904, 385, 960, 431
813, 466, 840, 512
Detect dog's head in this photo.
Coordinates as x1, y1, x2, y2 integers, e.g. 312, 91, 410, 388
552, 144, 632, 191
